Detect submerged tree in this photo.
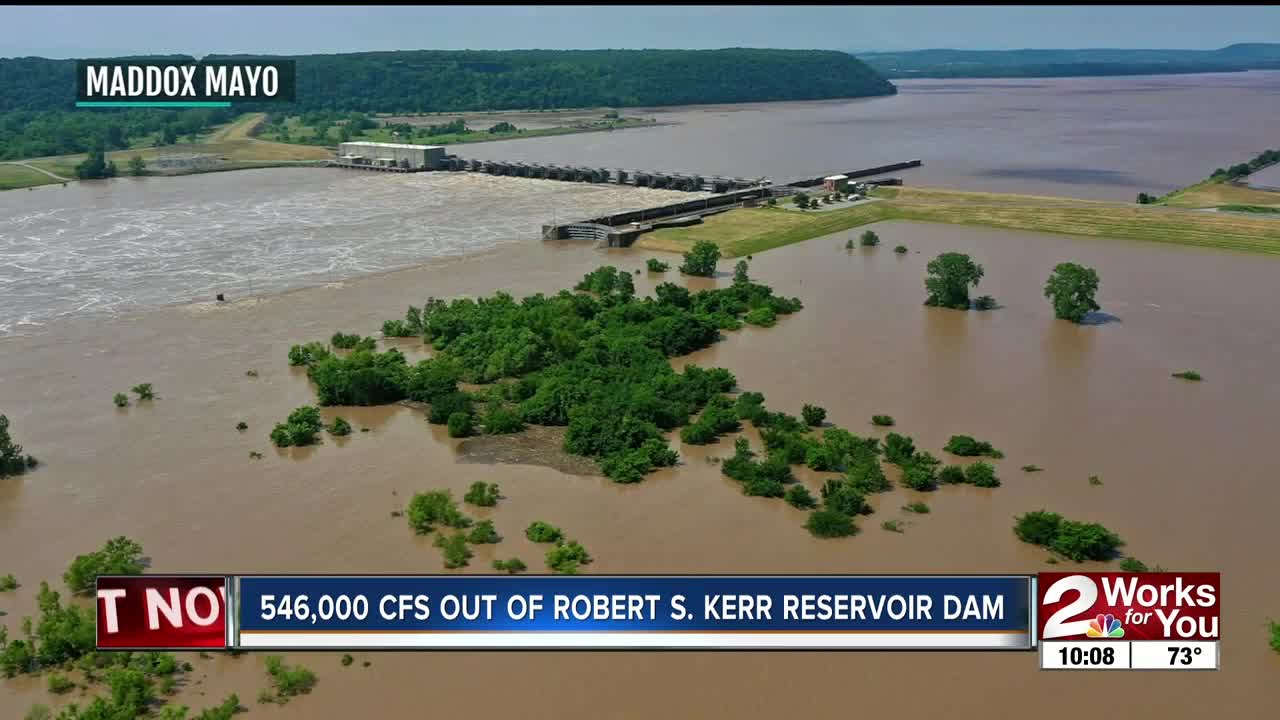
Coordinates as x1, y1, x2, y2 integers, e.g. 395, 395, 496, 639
924, 252, 984, 310
1044, 262, 1101, 323
0, 415, 38, 477
64, 536, 145, 594
680, 240, 721, 277
74, 145, 117, 180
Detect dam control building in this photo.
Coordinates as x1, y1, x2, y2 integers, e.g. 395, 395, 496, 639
337, 142, 445, 170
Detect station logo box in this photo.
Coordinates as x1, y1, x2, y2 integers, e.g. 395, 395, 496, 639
1038, 572, 1219, 642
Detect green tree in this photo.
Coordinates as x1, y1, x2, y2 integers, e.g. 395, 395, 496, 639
0, 414, 37, 477
467, 520, 500, 544
733, 260, 750, 284
406, 490, 470, 534
127, 155, 147, 176
74, 145, 116, 180
965, 461, 1000, 487
1044, 262, 1101, 323
784, 484, 817, 509
882, 432, 916, 466
859, 230, 880, 247
1051, 521, 1123, 562
900, 452, 941, 491
1119, 558, 1148, 572
493, 558, 527, 574
434, 532, 473, 568
107, 667, 155, 717
546, 539, 591, 574
264, 655, 316, 699
1014, 510, 1062, 546
64, 536, 145, 594
446, 411, 474, 438
525, 521, 563, 543
924, 252, 985, 310
821, 479, 867, 515
806, 509, 856, 538
801, 404, 826, 427
47, 673, 74, 694
680, 240, 721, 277
269, 406, 324, 447
463, 481, 500, 507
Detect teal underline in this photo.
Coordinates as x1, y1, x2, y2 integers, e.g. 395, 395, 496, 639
76, 101, 232, 108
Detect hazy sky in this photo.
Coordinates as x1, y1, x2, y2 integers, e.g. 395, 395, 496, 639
2, 5, 1278, 58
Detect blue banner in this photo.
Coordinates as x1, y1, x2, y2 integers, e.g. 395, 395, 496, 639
236, 575, 1031, 641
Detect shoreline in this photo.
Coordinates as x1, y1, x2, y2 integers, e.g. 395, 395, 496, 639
638, 185, 1280, 257
0, 113, 670, 192
5, 175, 1278, 341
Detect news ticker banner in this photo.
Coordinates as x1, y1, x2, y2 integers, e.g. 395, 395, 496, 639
95, 573, 1220, 668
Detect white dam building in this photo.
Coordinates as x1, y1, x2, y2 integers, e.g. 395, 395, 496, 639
337, 142, 446, 170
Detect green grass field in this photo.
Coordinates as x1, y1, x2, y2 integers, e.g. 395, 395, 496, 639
0, 164, 64, 190
1, 114, 331, 192
639, 203, 894, 256
1157, 175, 1280, 209
640, 186, 1280, 257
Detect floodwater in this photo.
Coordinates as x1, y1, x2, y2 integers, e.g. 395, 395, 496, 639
3, 71, 1280, 717
0, 170, 703, 335
2, 221, 1279, 717
468, 71, 1280, 200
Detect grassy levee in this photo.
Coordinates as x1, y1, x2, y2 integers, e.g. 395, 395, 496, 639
8, 113, 331, 189
1159, 177, 1280, 209
0, 163, 63, 190
640, 186, 1280, 257
887, 186, 1280, 254
639, 202, 895, 257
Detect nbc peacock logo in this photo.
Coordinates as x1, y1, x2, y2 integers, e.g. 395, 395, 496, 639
1086, 613, 1124, 638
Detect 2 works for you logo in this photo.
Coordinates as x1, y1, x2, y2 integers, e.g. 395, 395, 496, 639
76, 59, 295, 108
1038, 572, 1219, 642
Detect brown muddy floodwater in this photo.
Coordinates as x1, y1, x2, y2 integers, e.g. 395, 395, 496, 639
2, 214, 1279, 717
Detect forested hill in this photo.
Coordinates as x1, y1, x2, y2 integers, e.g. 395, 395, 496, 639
859, 43, 1280, 79
0, 48, 895, 113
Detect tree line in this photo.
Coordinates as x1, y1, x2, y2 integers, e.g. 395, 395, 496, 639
2, 49, 895, 118
0, 106, 234, 161
859, 44, 1280, 79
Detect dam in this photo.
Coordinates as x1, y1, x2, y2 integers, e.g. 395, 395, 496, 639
329, 142, 921, 247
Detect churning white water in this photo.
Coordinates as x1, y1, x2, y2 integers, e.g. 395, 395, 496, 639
0, 168, 703, 335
